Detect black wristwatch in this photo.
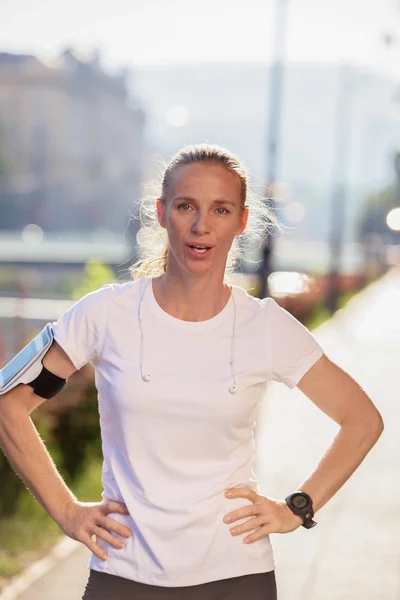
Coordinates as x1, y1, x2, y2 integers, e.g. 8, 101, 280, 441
285, 491, 317, 529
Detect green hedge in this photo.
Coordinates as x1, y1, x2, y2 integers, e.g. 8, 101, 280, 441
0, 260, 114, 517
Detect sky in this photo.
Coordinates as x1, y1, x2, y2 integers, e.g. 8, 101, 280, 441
1, 0, 399, 76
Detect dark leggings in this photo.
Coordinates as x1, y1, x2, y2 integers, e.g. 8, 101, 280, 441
82, 568, 277, 600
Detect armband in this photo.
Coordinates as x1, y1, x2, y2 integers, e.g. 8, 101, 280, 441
0, 323, 66, 399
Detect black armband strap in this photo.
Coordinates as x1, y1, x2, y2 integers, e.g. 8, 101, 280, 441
27, 365, 66, 399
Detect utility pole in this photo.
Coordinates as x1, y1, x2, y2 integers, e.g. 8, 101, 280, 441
260, 0, 290, 298
326, 64, 353, 313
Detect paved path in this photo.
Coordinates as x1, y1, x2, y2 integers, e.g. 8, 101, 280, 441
255, 266, 400, 599
6, 267, 400, 599
15, 546, 91, 600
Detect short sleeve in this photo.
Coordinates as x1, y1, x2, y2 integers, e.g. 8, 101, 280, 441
266, 298, 325, 389
51, 285, 109, 371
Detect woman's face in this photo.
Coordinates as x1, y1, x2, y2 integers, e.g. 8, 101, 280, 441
156, 162, 249, 277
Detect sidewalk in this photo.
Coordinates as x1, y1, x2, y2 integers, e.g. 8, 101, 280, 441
255, 266, 400, 599
3, 267, 399, 600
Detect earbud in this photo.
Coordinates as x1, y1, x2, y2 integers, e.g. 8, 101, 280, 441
142, 371, 151, 382
229, 384, 237, 394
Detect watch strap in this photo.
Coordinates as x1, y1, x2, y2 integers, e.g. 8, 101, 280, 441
302, 515, 318, 529
301, 504, 317, 529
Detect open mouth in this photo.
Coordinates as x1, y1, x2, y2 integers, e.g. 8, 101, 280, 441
187, 244, 212, 253
186, 244, 213, 257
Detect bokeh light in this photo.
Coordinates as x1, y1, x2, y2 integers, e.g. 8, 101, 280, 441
21, 224, 44, 244
386, 207, 400, 231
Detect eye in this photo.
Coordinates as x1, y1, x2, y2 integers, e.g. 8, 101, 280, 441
216, 207, 229, 215
177, 203, 192, 212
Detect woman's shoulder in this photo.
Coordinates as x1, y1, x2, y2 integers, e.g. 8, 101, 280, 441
231, 284, 270, 320
232, 285, 284, 310
72, 278, 143, 314
231, 284, 267, 307
99, 277, 143, 305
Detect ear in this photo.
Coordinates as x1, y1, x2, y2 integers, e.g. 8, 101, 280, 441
236, 206, 249, 236
156, 199, 166, 229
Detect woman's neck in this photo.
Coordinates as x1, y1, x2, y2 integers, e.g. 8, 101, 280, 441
152, 272, 231, 322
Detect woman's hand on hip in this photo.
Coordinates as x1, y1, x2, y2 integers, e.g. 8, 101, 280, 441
223, 486, 303, 544
56, 499, 132, 560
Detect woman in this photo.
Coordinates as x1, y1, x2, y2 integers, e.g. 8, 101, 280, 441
0, 144, 384, 600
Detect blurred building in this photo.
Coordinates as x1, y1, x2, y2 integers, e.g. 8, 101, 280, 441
0, 48, 146, 239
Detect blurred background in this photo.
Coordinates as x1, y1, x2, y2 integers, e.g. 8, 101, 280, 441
0, 0, 400, 347
0, 1, 399, 599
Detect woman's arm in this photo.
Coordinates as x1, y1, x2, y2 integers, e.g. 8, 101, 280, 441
294, 353, 384, 513
0, 342, 78, 520
222, 354, 384, 543
0, 342, 132, 559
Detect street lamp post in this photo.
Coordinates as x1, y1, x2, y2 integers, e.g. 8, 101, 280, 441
259, 0, 290, 298
326, 64, 353, 313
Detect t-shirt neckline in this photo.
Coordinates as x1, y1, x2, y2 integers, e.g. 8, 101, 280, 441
144, 276, 234, 331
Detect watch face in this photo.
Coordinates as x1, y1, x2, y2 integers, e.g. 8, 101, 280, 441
292, 495, 308, 509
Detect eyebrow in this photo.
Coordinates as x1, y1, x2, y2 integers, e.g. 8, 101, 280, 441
173, 196, 237, 207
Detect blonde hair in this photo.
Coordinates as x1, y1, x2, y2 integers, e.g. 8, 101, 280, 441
129, 143, 281, 282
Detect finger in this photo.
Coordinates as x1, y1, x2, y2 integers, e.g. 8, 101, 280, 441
92, 525, 127, 550
96, 515, 132, 538
82, 533, 108, 561
224, 504, 259, 523
243, 524, 274, 544
226, 486, 259, 501
229, 516, 266, 536
103, 501, 130, 515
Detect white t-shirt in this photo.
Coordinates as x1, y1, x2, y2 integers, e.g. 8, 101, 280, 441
51, 276, 324, 587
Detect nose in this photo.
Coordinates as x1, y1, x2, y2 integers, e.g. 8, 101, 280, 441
191, 210, 211, 235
